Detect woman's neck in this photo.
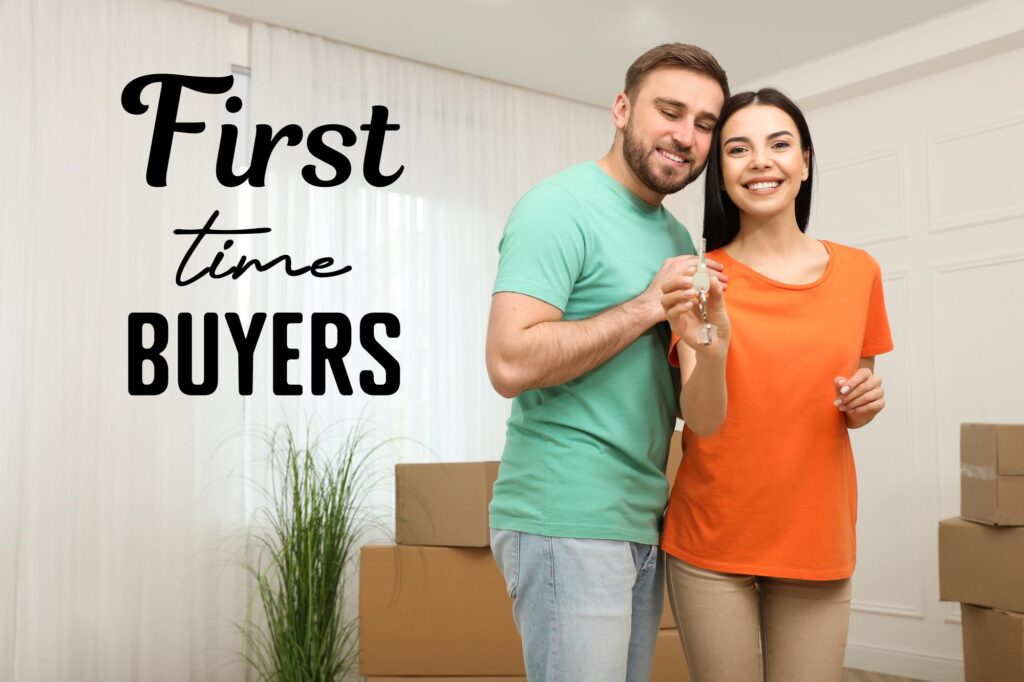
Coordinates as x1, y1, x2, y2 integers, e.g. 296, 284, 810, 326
728, 210, 812, 260
725, 209, 830, 285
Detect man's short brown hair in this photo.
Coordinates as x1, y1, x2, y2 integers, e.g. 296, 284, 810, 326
624, 43, 729, 103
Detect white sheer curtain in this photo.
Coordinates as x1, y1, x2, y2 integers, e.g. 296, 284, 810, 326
2, 2, 614, 679
1, 1, 247, 680
245, 23, 610, 509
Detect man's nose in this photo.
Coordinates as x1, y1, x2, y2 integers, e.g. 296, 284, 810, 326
671, 119, 695, 149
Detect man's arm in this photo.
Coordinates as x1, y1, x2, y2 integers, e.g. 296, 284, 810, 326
486, 255, 719, 398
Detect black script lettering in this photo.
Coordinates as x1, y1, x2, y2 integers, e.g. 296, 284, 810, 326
361, 105, 403, 187
217, 123, 303, 187
121, 74, 234, 187
128, 312, 169, 395
303, 124, 358, 187
360, 313, 400, 395
122, 74, 403, 188
174, 211, 351, 286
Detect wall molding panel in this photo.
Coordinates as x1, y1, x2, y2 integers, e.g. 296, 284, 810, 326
845, 642, 963, 682
816, 147, 908, 246
929, 252, 1024, 516
927, 114, 1024, 234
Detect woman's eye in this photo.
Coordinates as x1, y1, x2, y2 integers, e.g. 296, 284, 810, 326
727, 146, 747, 155
772, 141, 791, 150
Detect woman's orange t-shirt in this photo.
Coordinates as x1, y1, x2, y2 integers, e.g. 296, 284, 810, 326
662, 241, 894, 580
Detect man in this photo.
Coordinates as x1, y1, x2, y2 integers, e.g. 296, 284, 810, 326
486, 44, 729, 681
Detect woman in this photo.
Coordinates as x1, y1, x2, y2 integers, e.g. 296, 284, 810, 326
659, 88, 893, 682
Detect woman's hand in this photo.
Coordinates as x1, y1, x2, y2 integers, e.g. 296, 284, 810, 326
834, 365, 885, 428
661, 266, 730, 358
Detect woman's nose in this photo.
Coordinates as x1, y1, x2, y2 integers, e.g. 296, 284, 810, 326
749, 147, 771, 168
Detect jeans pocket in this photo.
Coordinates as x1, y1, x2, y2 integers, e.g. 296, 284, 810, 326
642, 544, 660, 573
490, 528, 521, 598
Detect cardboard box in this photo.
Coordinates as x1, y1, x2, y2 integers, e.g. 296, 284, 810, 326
961, 424, 1024, 526
365, 633, 688, 682
963, 604, 1024, 681
651, 629, 691, 682
359, 544, 523, 676
938, 517, 1024, 612
395, 461, 500, 547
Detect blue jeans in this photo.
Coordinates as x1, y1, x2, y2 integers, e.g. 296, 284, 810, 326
490, 529, 664, 682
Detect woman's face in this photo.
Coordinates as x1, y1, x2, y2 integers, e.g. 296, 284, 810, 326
719, 104, 809, 221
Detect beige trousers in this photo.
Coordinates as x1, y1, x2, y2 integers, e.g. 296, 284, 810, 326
666, 556, 852, 682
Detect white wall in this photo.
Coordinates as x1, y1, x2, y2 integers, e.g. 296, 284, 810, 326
817, 45, 1024, 682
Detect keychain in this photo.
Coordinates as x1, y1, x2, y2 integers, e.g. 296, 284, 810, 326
692, 238, 714, 346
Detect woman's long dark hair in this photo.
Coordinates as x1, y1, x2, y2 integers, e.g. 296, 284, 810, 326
703, 88, 815, 251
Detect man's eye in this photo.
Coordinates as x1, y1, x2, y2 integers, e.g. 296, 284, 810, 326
697, 123, 713, 133
662, 110, 680, 120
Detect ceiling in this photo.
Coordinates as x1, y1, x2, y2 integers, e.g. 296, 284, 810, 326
190, 0, 989, 107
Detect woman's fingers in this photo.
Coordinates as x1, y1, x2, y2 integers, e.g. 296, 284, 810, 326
840, 386, 884, 411
846, 397, 886, 416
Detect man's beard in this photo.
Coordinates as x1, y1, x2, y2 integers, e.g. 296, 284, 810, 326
622, 120, 702, 196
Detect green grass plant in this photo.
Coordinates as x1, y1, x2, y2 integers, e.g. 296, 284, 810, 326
241, 423, 378, 682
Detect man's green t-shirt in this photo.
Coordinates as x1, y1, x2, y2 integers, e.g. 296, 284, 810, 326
489, 161, 695, 545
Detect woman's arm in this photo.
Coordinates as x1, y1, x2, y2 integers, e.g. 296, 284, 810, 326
675, 339, 729, 436
662, 271, 730, 436
835, 357, 886, 429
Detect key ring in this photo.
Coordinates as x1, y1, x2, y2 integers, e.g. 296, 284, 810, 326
697, 290, 713, 346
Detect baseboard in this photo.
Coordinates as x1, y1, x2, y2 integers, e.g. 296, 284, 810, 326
845, 642, 963, 682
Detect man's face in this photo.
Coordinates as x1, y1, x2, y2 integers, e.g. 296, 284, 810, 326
619, 68, 725, 196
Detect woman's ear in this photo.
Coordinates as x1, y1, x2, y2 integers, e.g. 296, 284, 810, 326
801, 149, 810, 181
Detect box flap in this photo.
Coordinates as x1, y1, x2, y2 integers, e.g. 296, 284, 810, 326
961, 423, 998, 470
962, 424, 1024, 475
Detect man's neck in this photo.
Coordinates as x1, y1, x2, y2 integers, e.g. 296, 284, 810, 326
595, 150, 664, 207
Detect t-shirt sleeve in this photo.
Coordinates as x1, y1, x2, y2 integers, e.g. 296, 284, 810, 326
861, 258, 895, 357
492, 183, 586, 312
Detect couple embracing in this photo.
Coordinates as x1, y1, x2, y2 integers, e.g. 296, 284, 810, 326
485, 44, 892, 682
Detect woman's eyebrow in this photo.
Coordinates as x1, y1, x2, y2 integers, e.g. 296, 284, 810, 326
723, 130, 794, 145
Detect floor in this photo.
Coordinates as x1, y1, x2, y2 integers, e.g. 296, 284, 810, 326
842, 669, 921, 682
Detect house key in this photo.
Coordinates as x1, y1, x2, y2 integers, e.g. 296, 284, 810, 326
693, 238, 714, 346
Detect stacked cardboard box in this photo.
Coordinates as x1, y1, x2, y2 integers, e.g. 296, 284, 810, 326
939, 424, 1024, 681
359, 430, 689, 680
